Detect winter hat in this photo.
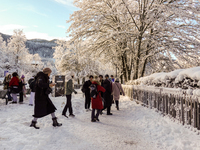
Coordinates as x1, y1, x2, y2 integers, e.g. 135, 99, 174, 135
21, 75, 25, 78
43, 68, 52, 74
115, 78, 119, 82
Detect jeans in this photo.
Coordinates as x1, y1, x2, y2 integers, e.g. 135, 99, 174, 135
62, 95, 73, 115
91, 109, 100, 120
85, 92, 91, 109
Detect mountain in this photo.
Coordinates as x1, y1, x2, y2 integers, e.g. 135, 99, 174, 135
0, 32, 57, 62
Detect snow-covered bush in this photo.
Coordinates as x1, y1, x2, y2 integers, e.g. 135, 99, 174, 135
126, 67, 200, 90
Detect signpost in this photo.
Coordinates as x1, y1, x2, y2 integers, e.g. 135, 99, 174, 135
54, 76, 65, 97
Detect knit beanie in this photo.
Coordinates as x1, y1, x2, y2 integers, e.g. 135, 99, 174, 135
43, 68, 52, 74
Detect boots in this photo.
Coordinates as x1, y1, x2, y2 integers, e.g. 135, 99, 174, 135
52, 117, 62, 127
30, 121, 40, 129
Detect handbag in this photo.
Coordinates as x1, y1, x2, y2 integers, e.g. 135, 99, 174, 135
45, 87, 52, 95
116, 83, 122, 95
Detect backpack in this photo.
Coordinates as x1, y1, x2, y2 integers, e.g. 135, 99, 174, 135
90, 84, 98, 98
29, 80, 35, 90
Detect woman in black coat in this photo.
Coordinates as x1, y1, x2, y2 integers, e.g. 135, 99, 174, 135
30, 68, 62, 129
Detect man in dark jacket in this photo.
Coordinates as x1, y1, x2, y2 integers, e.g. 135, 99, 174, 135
103, 74, 113, 115
30, 68, 62, 129
62, 74, 77, 118
99, 75, 104, 97
82, 75, 93, 111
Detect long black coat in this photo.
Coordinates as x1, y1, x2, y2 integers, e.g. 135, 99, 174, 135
103, 79, 112, 107
33, 72, 56, 118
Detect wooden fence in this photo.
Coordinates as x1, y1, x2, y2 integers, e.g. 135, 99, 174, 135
122, 85, 200, 131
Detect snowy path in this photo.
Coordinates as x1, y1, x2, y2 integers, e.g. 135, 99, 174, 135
1, 90, 200, 150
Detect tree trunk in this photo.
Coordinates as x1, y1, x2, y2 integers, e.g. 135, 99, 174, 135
133, 35, 142, 80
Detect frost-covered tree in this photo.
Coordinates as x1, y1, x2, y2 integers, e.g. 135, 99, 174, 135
7, 29, 29, 72
67, 0, 200, 82
53, 39, 115, 83
0, 35, 10, 74
6, 30, 44, 78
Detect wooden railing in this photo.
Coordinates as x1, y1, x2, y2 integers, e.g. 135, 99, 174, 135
122, 85, 200, 131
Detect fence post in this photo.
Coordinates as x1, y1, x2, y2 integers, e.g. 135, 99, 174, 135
194, 98, 197, 128
197, 99, 200, 130
181, 96, 184, 125
166, 94, 168, 115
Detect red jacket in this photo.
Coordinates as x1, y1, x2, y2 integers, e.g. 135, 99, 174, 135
91, 81, 106, 109
9, 77, 19, 86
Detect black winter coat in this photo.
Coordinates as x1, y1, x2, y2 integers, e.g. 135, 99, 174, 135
100, 79, 104, 97
83, 80, 92, 95
33, 72, 56, 118
103, 79, 112, 107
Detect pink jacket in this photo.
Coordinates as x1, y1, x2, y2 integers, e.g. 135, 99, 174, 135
112, 82, 125, 100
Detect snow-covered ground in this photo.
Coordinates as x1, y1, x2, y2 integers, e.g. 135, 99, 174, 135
1, 89, 200, 150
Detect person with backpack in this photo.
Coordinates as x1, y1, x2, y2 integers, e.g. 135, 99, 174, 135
82, 75, 93, 111
103, 74, 113, 115
90, 76, 105, 122
112, 78, 125, 110
30, 68, 62, 129
29, 76, 36, 106
62, 74, 77, 118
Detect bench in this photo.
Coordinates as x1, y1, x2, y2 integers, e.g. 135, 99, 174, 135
0, 90, 8, 105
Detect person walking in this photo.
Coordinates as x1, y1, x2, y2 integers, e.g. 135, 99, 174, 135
30, 68, 62, 129
112, 78, 125, 110
82, 75, 93, 111
103, 74, 113, 115
91, 76, 105, 122
28, 76, 36, 106
3, 73, 12, 101
62, 74, 77, 118
9, 72, 20, 104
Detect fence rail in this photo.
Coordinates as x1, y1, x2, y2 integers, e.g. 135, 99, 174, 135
122, 85, 200, 131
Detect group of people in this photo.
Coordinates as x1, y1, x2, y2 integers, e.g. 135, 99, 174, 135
82, 74, 125, 122
3, 68, 125, 129
3, 72, 27, 104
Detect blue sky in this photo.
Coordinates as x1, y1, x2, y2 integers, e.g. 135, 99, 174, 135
0, 0, 78, 40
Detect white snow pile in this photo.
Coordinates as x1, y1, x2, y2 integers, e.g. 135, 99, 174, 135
127, 67, 200, 90
1, 90, 200, 150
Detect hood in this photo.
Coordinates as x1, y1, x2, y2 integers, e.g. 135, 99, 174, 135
92, 80, 100, 85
